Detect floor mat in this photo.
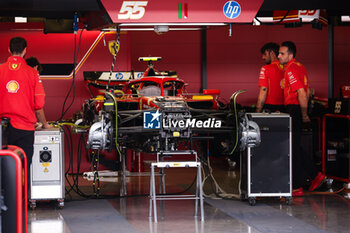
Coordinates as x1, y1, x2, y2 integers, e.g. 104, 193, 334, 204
59, 199, 139, 233
206, 198, 329, 233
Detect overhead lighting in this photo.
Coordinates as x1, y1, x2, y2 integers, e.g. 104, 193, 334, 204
102, 27, 202, 32
255, 17, 314, 23
255, 17, 273, 23
168, 28, 201, 31
301, 18, 315, 23
117, 28, 154, 31
15, 17, 27, 23
341, 16, 350, 22
119, 23, 227, 26
154, 25, 169, 34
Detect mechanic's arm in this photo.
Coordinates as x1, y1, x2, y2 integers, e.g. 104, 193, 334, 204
297, 88, 310, 123
35, 108, 52, 129
256, 86, 268, 112
307, 87, 312, 100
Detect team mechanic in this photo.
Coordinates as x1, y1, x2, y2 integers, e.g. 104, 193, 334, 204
278, 41, 324, 196
256, 42, 285, 113
0, 37, 51, 181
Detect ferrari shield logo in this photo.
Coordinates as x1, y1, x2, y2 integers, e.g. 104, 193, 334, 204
108, 40, 120, 56
9, 62, 21, 70
280, 79, 285, 89
6, 80, 20, 93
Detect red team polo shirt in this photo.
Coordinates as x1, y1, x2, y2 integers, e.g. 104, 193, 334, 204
283, 59, 309, 105
0, 56, 45, 131
258, 60, 284, 105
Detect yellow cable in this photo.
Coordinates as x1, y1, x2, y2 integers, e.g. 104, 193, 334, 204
56, 122, 90, 128
230, 90, 246, 155
104, 92, 122, 156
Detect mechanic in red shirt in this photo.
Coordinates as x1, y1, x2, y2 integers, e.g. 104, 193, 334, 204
256, 42, 285, 112
0, 37, 51, 176
278, 41, 324, 196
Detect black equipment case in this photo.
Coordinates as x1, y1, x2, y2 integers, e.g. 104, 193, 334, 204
240, 113, 292, 205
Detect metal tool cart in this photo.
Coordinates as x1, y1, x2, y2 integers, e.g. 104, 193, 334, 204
29, 128, 65, 209
240, 113, 292, 205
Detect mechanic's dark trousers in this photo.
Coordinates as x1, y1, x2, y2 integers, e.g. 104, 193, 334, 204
6, 123, 34, 192
286, 105, 318, 189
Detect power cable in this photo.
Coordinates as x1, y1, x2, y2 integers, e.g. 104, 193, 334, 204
107, 25, 120, 90
274, 10, 290, 24
254, 10, 291, 25
58, 28, 85, 121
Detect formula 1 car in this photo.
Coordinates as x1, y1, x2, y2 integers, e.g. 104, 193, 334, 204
82, 57, 260, 156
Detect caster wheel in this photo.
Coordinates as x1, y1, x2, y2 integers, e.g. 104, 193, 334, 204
29, 201, 36, 210
285, 197, 292, 205
248, 197, 256, 206
58, 200, 64, 209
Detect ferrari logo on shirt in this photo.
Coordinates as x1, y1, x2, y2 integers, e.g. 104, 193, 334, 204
9, 62, 21, 70
6, 80, 20, 93
280, 79, 285, 89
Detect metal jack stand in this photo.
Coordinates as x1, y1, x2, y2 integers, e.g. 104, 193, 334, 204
149, 150, 204, 222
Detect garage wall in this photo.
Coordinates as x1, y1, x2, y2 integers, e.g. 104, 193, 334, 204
128, 24, 331, 106
129, 30, 202, 93
334, 26, 350, 98
207, 24, 329, 105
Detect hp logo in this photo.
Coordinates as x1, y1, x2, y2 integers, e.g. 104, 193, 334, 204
223, 1, 241, 19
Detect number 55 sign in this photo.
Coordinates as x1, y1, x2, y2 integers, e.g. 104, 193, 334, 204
118, 1, 148, 20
